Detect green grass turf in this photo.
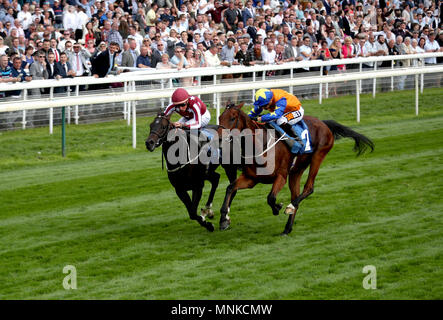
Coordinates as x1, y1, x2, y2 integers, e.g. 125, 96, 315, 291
0, 88, 442, 299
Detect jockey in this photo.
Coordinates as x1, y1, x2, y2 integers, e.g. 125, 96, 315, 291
164, 88, 211, 130
248, 88, 305, 148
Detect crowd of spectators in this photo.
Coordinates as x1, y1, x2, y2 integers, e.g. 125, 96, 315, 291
0, 0, 442, 96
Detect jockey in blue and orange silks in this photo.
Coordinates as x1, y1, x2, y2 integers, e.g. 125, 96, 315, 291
248, 88, 305, 148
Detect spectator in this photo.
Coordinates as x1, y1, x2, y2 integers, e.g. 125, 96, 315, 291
375, 34, 389, 66
184, 48, 199, 69
341, 36, 355, 70
121, 38, 139, 69
49, 39, 61, 62
17, 3, 32, 31
100, 20, 112, 43
86, 39, 96, 56
83, 21, 97, 44
67, 42, 91, 77
23, 46, 34, 69
424, 33, 441, 65
46, 51, 57, 80
220, 37, 238, 66
362, 34, 378, 68
0, 54, 18, 98
91, 41, 120, 79
63, 6, 78, 33
108, 22, 123, 49
127, 26, 143, 50
0, 36, 8, 55
170, 46, 189, 70
53, 0, 64, 29
29, 51, 49, 96
282, 36, 296, 60
136, 45, 151, 69
262, 40, 276, 65
156, 53, 175, 70
223, 1, 238, 33
58, 29, 75, 52
403, 37, 414, 55
298, 36, 312, 72
319, 40, 332, 74
54, 51, 76, 93
151, 40, 167, 68
146, 3, 159, 29
274, 43, 285, 64
412, 38, 424, 54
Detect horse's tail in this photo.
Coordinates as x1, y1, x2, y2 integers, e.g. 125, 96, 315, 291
323, 120, 374, 156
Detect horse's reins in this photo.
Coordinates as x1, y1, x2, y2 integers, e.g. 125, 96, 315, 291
221, 113, 289, 159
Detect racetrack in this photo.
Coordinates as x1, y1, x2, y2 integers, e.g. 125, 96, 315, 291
0, 88, 442, 299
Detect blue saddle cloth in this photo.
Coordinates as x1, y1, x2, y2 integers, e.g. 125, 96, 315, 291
268, 120, 313, 155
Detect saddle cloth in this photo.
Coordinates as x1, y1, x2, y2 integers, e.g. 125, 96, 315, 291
268, 120, 313, 155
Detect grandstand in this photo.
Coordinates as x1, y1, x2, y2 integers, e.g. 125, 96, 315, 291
0, 0, 441, 129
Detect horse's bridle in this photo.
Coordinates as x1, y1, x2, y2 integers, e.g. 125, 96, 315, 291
149, 115, 171, 146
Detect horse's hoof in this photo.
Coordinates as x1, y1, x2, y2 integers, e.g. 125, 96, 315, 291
284, 203, 296, 215
206, 223, 215, 232
219, 219, 231, 231
201, 208, 215, 219
280, 232, 290, 237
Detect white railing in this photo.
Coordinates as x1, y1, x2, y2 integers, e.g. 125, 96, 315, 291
1, 59, 441, 148
1, 52, 441, 93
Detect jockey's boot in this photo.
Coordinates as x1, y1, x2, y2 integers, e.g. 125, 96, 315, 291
290, 125, 305, 149
279, 123, 295, 149
281, 123, 304, 150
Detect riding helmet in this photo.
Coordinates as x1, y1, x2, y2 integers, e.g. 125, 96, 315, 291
254, 89, 273, 107
172, 88, 190, 105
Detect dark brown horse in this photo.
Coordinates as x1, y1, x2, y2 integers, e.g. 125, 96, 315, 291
145, 111, 239, 232
217, 103, 374, 235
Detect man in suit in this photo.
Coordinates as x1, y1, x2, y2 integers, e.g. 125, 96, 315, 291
50, 38, 62, 62
43, 51, 57, 94
284, 37, 302, 63
91, 41, 121, 90
67, 42, 91, 77
55, 52, 76, 93
246, 17, 257, 41
66, 42, 91, 91
242, 1, 254, 25
29, 51, 49, 97
150, 40, 166, 68
120, 38, 139, 70
91, 41, 120, 78
201, 31, 213, 50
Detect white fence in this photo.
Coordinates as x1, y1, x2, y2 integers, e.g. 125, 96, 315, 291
0, 53, 442, 148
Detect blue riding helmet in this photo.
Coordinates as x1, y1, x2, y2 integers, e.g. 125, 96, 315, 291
254, 89, 273, 108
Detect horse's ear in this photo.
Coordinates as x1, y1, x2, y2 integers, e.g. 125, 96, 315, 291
237, 102, 245, 110
225, 99, 233, 109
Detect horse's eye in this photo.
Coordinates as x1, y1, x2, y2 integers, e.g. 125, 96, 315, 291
230, 117, 236, 122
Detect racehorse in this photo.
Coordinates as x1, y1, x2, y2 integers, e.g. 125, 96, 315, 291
217, 103, 374, 235
145, 111, 238, 232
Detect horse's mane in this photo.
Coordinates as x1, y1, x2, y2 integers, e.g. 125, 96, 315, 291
228, 104, 264, 131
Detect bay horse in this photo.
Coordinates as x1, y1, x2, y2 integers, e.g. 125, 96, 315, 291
217, 103, 374, 235
145, 111, 238, 232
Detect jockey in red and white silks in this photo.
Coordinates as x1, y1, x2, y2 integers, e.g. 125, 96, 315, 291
164, 88, 211, 129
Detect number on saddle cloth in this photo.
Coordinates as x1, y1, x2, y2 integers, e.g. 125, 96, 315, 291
267, 121, 313, 155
